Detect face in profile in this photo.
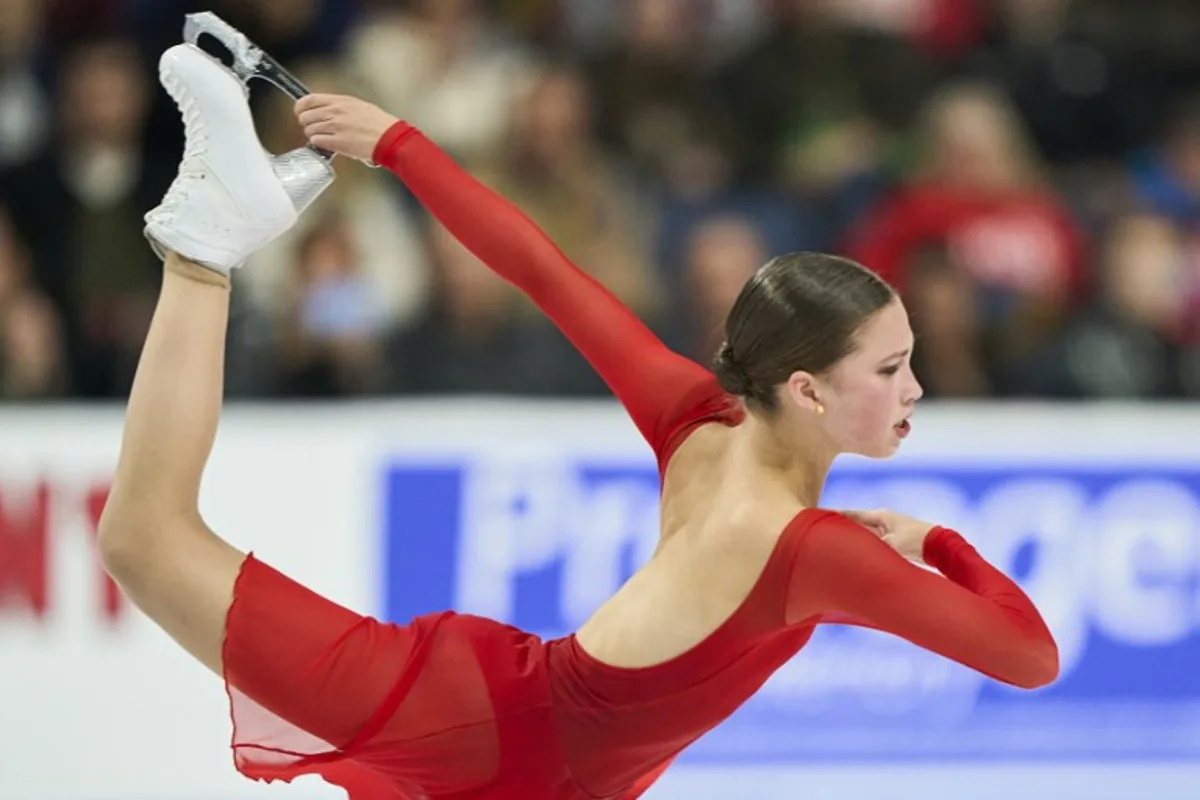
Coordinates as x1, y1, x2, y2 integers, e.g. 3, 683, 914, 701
807, 298, 923, 458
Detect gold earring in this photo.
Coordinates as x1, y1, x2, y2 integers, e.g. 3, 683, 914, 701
815, 403, 825, 416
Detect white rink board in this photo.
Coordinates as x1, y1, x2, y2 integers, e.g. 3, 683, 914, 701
1, 400, 1198, 800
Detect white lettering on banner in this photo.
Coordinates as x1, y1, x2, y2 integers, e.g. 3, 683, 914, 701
448, 463, 1200, 681
1090, 481, 1200, 645
560, 480, 660, 629
453, 457, 660, 629
454, 457, 575, 620
974, 480, 1091, 678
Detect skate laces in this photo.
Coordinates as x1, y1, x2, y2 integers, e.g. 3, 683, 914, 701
158, 70, 210, 214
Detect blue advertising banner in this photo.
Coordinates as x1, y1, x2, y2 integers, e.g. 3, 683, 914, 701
382, 453, 1200, 762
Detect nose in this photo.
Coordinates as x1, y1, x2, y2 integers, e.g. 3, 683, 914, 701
906, 372, 924, 405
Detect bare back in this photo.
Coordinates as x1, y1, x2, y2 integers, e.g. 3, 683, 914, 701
575, 420, 806, 668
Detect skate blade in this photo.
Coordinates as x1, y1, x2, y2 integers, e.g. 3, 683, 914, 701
183, 11, 335, 163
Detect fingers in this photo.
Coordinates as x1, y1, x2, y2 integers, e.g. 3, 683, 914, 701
297, 107, 333, 127
296, 98, 344, 143
837, 508, 891, 536
838, 508, 887, 524
301, 119, 340, 140
308, 133, 339, 151
294, 93, 340, 115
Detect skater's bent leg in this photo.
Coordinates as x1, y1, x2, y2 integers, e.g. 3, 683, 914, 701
98, 252, 245, 675
98, 253, 410, 750
99, 43, 304, 673
95, 43, 422, 778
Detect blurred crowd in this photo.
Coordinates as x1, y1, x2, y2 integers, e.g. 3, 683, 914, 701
1, 0, 1199, 402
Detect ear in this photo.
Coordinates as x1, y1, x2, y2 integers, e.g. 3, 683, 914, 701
783, 370, 825, 414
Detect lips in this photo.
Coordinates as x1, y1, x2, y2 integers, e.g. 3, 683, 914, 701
895, 419, 912, 438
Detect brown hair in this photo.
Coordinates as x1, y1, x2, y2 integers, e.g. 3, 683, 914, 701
713, 252, 895, 411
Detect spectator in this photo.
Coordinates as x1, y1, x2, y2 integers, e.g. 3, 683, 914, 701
1129, 97, 1200, 239
0, 206, 67, 399
1126, 97, 1200, 341
904, 246, 993, 398
847, 80, 1089, 382
0, 36, 175, 398
585, 0, 735, 196
345, 0, 536, 162
4, 2, 1200, 402
386, 221, 540, 395
1, 291, 69, 399
0, 0, 50, 168
1011, 213, 1198, 398
274, 213, 391, 397
672, 214, 767, 365
971, 0, 1143, 166
0, 206, 28, 312
716, 0, 948, 186
476, 62, 660, 318
240, 58, 432, 334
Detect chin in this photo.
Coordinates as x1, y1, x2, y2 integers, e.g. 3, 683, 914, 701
871, 433, 908, 459
846, 441, 900, 460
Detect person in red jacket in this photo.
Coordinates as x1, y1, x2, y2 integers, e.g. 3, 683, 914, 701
98, 45, 1059, 800
848, 81, 1088, 300
846, 81, 1089, 395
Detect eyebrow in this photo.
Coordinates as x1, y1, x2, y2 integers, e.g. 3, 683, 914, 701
880, 349, 910, 364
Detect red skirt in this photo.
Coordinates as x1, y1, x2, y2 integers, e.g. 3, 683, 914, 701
221, 555, 667, 799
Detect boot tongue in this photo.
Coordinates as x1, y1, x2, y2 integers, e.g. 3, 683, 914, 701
270, 147, 336, 213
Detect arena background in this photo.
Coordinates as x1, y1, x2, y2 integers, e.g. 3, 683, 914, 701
3, 1, 1200, 798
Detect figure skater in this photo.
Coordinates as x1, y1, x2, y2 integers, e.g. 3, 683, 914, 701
99, 43, 1058, 800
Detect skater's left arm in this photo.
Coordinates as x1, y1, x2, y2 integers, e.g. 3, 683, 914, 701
296, 95, 731, 467
783, 511, 1060, 690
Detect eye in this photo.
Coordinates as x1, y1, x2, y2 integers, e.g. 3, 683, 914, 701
879, 364, 901, 376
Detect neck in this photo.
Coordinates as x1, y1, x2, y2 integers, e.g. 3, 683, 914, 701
735, 409, 835, 507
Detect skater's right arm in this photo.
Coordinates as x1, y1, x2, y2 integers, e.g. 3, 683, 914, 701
295, 96, 730, 467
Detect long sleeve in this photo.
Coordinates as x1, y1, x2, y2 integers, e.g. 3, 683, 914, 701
785, 514, 1059, 689
373, 122, 730, 465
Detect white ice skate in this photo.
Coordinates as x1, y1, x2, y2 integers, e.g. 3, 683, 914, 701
145, 31, 335, 273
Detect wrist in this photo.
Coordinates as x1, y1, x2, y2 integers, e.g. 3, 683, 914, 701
371, 119, 415, 167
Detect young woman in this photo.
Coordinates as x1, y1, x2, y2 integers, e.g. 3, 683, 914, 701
99, 43, 1057, 800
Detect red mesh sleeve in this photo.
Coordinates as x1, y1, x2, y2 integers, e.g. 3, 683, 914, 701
784, 514, 1059, 689
221, 556, 504, 798
373, 122, 735, 468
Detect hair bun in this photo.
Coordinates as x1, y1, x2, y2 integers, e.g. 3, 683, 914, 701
714, 341, 752, 396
